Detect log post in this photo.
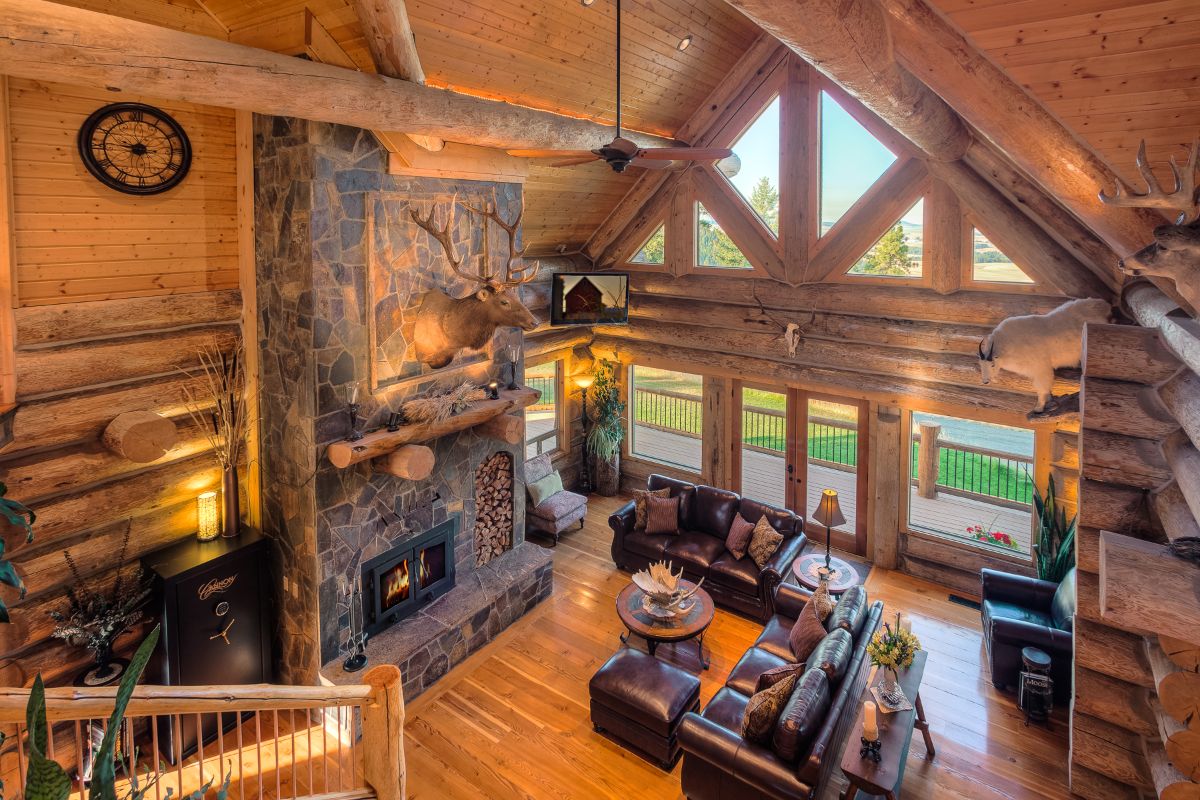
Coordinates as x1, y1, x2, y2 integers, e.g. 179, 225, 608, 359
101, 410, 178, 463
372, 445, 436, 480
474, 413, 523, 446
362, 665, 405, 800
916, 422, 940, 499
871, 404, 902, 569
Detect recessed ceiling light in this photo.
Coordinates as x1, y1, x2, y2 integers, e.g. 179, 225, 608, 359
581, 0, 596, 5
677, 34, 693, 51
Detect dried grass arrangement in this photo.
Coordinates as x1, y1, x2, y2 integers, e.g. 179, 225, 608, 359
402, 381, 487, 425
180, 342, 250, 469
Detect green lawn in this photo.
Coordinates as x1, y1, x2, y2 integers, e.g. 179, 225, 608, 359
910, 441, 1033, 504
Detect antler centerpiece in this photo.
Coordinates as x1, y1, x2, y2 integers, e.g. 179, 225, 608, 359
632, 560, 704, 619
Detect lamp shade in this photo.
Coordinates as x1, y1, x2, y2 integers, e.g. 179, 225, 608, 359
574, 374, 595, 390
812, 489, 845, 528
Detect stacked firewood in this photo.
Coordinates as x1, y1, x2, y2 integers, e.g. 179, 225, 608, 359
473, 452, 514, 566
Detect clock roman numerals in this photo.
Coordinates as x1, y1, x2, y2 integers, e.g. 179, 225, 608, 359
78, 103, 191, 195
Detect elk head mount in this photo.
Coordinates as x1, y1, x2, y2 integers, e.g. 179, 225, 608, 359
1100, 138, 1200, 315
409, 194, 540, 369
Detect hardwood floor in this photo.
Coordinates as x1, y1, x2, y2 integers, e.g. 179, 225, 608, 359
404, 494, 1072, 799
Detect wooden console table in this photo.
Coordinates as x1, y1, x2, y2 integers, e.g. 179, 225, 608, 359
839, 650, 935, 800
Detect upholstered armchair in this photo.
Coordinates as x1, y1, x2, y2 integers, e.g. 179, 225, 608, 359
980, 567, 1075, 702
524, 453, 587, 544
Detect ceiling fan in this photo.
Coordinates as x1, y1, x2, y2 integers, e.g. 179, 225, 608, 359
505, 0, 733, 173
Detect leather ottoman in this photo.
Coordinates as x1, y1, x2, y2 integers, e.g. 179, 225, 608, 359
589, 647, 702, 769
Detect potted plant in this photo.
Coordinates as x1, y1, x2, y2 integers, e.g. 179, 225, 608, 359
0, 481, 34, 623
866, 615, 922, 706
50, 524, 152, 686
1032, 474, 1076, 583
586, 359, 626, 496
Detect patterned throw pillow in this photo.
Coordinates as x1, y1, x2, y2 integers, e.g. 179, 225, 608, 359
810, 578, 836, 622
755, 662, 806, 694
632, 487, 671, 530
788, 601, 828, 661
644, 495, 681, 535
741, 670, 799, 744
748, 516, 784, 569
725, 513, 755, 560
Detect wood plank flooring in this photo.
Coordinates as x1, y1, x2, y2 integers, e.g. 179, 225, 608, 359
404, 493, 1072, 799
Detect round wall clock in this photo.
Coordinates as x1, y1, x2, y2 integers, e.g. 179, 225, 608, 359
77, 102, 192, 195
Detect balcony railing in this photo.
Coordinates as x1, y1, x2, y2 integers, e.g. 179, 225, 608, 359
912, 425, 1033, 507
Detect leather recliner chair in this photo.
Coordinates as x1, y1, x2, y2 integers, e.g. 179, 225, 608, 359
980, 567, 1075, 703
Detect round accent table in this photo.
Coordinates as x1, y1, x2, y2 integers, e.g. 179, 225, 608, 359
616, 580, 715, 670
791, 553, 861, 593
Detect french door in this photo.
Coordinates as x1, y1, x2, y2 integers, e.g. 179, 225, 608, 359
734, 383, 869, 556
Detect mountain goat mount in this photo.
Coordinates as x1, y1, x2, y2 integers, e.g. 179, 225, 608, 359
977, 298, 1112, 417
1100, 138, 1200, 316
409, 194, 540, 369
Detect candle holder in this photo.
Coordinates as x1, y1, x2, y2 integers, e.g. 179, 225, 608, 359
505, 345, 521, 390
343, 384, 363, 441
859, 736, 882, 763
487, 380, 500, 400
386, 411, 405, 432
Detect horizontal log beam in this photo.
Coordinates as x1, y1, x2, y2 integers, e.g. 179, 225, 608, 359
1073, 666, 1157, 738
1100, 530, 1200, 648
1083, 323, 1181, 387
1079, 429, 1170, 490
14, 290, 242, 346
1073, 617, 1153, 689
1081, 377, 1178, 441
0, 0, 669, 152
1125, 283, 1200, 377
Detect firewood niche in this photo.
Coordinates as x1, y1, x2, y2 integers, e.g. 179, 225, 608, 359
326, 387, 540, 470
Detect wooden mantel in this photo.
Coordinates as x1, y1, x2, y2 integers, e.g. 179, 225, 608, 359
326, 387, 540, 468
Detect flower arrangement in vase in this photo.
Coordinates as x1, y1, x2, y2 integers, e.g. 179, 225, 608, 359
866, 613, 922, 707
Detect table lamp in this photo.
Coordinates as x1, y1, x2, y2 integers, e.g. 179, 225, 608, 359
811, 489, 845, 579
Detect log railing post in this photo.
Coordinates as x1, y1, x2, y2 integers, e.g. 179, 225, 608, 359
917, 422, 941, 499
362, 665, 405, 800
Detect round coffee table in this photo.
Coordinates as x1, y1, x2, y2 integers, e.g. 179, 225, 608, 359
616, 580, 715, 670
792, 553, 860, 593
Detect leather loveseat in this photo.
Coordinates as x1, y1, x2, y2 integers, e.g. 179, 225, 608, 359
981, 567, 1075, 703
609, 475, 807, 621
677, 583, 885, 800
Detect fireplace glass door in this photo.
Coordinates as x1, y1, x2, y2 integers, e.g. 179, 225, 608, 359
380, 558, 411, 612
418, 542, 446, 590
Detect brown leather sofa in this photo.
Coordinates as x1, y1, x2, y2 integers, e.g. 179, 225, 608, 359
677, 583, 884, 800
609, 475, 807, 621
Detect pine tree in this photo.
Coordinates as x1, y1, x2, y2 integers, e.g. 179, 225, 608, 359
749, 176, 779, 234
697, 206, 749, 268
857, 223, 911, 276
632, 225, 665, 263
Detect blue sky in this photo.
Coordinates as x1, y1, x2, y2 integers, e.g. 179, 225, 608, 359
726, 92, 921, 228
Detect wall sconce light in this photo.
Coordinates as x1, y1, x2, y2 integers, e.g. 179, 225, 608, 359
197, 491, 220, 542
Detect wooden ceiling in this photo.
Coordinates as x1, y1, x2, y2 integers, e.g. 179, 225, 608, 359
928, 0, 1200, 188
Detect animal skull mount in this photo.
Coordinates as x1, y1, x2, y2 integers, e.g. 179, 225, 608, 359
409, 194, 541, 369
1100, 138, 1200, 315
742, 285, 815, 358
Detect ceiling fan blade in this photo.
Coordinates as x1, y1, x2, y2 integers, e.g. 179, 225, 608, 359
506, 149, 596, 159
636, 147, 735, 161
610, 137, 640, 156
630, 159, 675, 170
550, 156, 602, 167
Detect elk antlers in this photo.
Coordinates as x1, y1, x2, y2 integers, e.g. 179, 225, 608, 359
410, 193, 540, 290
1099, 138, 1200, 224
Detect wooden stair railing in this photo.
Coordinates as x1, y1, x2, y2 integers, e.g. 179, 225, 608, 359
0, 665, 405, 800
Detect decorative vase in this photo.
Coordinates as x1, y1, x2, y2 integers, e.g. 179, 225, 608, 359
881, 668, 905, 706
78, 642, 128, 687
221, 465, 240, 538
593, 452, 620, 497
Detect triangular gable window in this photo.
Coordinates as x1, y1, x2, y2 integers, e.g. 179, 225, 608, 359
630, 224, 665, 265
847, 199, 923, 278
972, 228, 1034, 284
726, 96, 780, 236
821, 91, 897, 236
696, 203, 751, 269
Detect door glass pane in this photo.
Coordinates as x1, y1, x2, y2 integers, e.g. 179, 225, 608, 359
631, 366, 703, 471
908, 411, 1034, 555
524, 361, 559, 459
807, 399, 858, 533
740, 387, 787, 508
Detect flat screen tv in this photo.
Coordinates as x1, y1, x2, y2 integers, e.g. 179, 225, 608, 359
550, 272, 630, 326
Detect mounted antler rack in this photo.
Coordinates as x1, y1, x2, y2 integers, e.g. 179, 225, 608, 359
326, 387, 540, 469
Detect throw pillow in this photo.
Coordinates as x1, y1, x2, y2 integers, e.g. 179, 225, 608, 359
725, 513, 755, 560
788, 601, 827, 661
741, 671, 799, 744
755, 662, 806, 694
810, 578, 836, 622
748, 516, 784, 569
645, 495, 681, 535
632, 487, 671, 531
527, 471, 563, 507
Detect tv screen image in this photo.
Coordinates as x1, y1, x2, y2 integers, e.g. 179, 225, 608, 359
550, 273, 629, 325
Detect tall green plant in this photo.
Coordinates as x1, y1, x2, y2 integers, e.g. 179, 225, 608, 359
1032, 474, 1076, 583
0, 482, 35, 623
586, 359, 626, 461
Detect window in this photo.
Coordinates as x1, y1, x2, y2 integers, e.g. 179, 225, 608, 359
908, 411, 1034, 556
631, 224, 665, 265
740, 386, 787, 508
697, 203, 751, 269
630, 365, 703, 472
847, 199, 924, 278
820, 91, 897, 236
726, 96, 780, 236
972, 228, 1034, 284
524, 360, 562, 459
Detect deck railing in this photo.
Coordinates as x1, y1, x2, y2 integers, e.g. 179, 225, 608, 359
526, 375, 556, 411
912, 424, 1033, 507
0, 666, 405, 800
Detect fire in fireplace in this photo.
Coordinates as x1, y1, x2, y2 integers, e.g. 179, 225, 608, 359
362, 516, 457, 635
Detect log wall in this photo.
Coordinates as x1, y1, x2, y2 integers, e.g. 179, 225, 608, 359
0, 79, 250, 688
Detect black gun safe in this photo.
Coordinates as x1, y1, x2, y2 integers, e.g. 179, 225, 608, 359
143, 528, 273, 762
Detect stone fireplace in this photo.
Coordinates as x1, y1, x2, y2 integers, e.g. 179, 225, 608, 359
253, 115, 553, 697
